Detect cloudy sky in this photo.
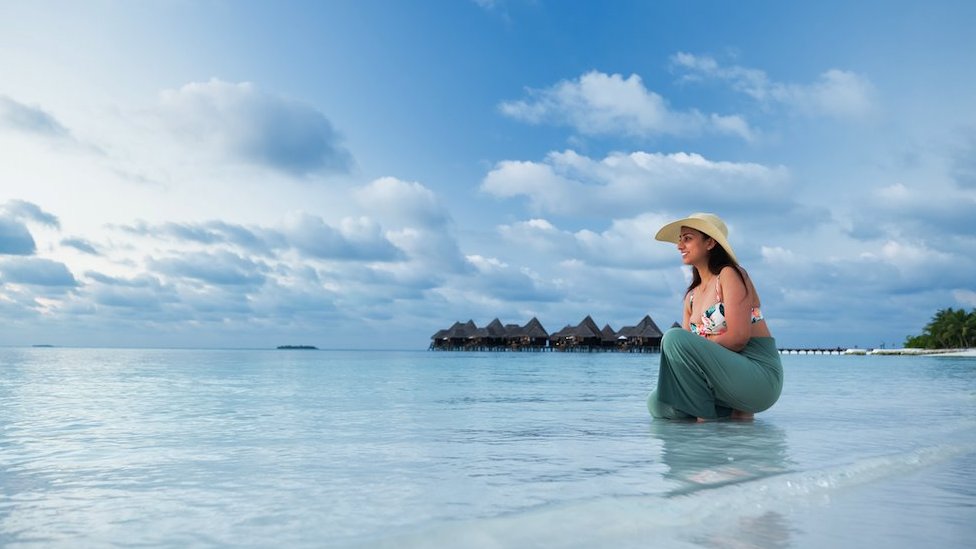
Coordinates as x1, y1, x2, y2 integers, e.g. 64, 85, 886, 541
1, 1, 974, 349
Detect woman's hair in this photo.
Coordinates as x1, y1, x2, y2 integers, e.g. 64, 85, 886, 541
685, 232, 748, 296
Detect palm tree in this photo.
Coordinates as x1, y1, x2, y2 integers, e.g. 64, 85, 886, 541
907, 308, 976, 349
963, 309, 976, 347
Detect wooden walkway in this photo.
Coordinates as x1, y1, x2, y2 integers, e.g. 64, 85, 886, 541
429, 344, 660, 353
432, 344, 856, 355
430, 345, 552, 352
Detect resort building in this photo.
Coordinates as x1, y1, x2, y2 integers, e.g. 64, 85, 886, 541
429, 317, 550, 351
430, 315, 665, 352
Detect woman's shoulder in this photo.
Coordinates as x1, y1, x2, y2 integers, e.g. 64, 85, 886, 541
717, 265, 750, 291
718, 265, 748, 279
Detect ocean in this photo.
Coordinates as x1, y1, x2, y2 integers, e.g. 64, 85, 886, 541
1, 347, 974, 548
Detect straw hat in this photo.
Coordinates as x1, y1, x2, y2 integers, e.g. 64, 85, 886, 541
655, 212, 738, 264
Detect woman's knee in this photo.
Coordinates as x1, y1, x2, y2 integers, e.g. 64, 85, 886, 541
647, 389, 664, 417
647, 389, 693, 420
662, 327, 694, 353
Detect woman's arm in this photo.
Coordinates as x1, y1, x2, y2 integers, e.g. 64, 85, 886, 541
682, 291, 692, 331
708, 267, 751, 351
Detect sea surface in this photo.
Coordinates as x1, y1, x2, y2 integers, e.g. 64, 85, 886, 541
1, 347, 974, 548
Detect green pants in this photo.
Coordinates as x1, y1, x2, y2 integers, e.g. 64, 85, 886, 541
648, 328, 783, 420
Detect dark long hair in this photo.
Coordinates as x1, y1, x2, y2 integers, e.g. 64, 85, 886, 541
685, 237, 748, 297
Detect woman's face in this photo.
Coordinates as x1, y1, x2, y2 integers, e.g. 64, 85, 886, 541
676, 227, 713, 265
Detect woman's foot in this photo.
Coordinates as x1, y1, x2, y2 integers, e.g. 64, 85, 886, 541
730, 410, 754, 420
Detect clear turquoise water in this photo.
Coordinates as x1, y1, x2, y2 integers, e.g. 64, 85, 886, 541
1, 348, 974, 548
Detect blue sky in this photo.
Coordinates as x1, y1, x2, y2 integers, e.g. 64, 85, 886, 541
1, 0, 974, 349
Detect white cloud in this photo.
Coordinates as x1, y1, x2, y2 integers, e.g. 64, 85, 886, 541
248, 279, 338, 319
760, 246, 798, 264
60, 237, 99, 255
951, 129, 976, 189
1, 199, 60, 228
466, 254, 509, 271
877, 240, 952, 267
479, 160, 571, 209
0, 217, 37, 255
875, 182, 913, 203
472, 0, 501, 9
148, 250, 269, 287
87, 274, 176, 311
355, 177, 449, 229
953, 289, 976, 307
383, 226, 468, 274
482, 149, 789, 216
672, 53, 877, 118
498, 213, 677, 270
574, 214, 671, 268
156, 79, 352, 175
796, 69, 876, 118
282, 212, 403, 262
115, 211, 406, 263
0, 95, 71, 139
499, 71, 755, 140
858, 179, 976, 249
0, 257, 77, 287
352, 177, 469, 278
497, 218, 575, 255
458, 254, 564, 302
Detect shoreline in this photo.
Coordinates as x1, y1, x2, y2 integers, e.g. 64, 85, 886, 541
842, 347, 976, 357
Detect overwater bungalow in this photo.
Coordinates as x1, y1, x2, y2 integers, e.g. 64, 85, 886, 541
519, 317, 550, 349
601, 324, 619, 350
550, 315, 603, 351
430, 317, 550, 351
430, 315, 665, 352
616, 315, 665, 352
430, 320, 478, 350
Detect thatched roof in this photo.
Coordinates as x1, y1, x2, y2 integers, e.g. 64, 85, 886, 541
551, 324, 574, 339
617, 315, 665, 339
522, 317, 549, 338
443, 320, 475, 339
633, 315, 664, 338
434, 317, 552, 341
485, 318, 507, 337
501, 323, 521, 337
573, 315, 603, 339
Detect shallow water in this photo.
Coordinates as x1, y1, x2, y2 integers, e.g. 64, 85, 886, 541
1, 348, 974, 547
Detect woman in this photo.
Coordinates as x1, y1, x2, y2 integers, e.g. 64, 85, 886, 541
647, 213, 783, 421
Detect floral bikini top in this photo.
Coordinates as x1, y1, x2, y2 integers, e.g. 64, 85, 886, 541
689, 277, 764, 337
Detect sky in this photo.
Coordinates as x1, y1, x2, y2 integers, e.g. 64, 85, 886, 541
1, 0, 974, 350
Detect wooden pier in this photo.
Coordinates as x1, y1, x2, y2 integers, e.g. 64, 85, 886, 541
778, 347, 848, 355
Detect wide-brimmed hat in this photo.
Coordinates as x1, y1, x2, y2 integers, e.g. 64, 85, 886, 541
655, 212, 738, 264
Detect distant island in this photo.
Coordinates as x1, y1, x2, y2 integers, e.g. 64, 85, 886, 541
32, 344, 55, 348
276, 345, 319, 350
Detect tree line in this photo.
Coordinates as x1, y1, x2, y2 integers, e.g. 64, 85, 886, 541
904, 308, 976, 349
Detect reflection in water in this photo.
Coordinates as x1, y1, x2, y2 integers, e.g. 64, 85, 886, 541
648, 420, 797, 548
649, 419, 793, 492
